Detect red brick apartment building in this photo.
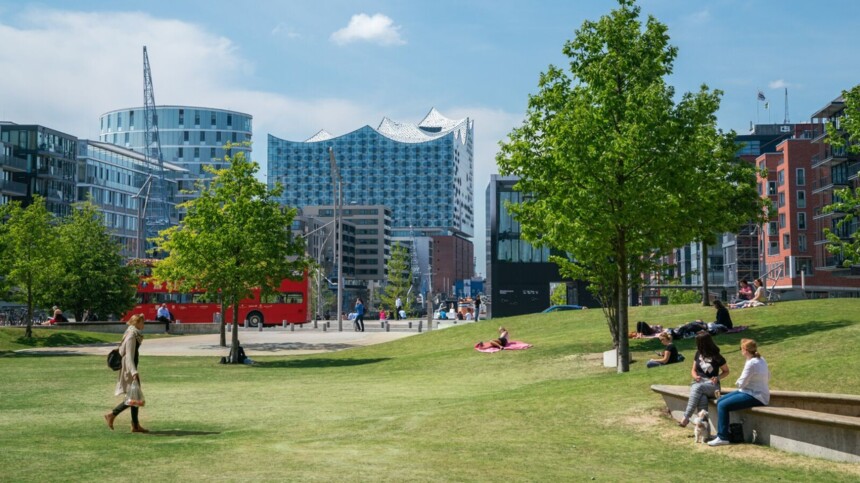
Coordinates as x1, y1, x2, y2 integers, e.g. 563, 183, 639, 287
431, 235, 474, 295
757, 97, 860, 298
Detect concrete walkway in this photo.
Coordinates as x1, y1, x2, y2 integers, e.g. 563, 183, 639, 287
18, 320, 470, 357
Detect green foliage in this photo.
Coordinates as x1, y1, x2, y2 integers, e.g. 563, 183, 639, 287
49, 200, 137, 321
823, 84, 860, 266
151, 145, 308, 360
0, 196, 57, 337
380, 242, 412, 313
550, 283, 567, 306
496, 0, 760, 371
663, 288, 702, 305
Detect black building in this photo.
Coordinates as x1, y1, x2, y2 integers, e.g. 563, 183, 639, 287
485, 175, 598, 318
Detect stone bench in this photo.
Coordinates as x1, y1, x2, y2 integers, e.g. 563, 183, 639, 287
651, 384, 860, 463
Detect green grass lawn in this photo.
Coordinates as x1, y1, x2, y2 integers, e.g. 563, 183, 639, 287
1, 299, 859, 481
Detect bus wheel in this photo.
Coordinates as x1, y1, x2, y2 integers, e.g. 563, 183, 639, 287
248, 312, 264, 327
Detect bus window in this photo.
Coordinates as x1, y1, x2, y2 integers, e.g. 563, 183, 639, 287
283, 292, 303, 304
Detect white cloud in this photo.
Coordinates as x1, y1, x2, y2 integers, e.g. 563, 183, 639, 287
330, 13, 405, 46
271, 22, 300, 39
768, 79, 790, 89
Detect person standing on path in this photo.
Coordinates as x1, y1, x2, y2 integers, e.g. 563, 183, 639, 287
474, 295, 482, 321
354, 298, 365, 332
104, 314, 149, 433
395, 296, 403, 320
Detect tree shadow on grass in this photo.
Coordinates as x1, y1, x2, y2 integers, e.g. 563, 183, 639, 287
147, 430, 221, 437
0, 350, 89, 358
253, 357, 390, 369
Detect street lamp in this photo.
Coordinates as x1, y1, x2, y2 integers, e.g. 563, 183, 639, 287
328, 147, 344, 332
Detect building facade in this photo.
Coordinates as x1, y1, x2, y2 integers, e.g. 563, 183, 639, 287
99, 106, 252, 207
0, 123, 77, 217
268, 108, 473, 239
431, 235, 474, 296
76, 140, 185, 258
486, 175, 598, 318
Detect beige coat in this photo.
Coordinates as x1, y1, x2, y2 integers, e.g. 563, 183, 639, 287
114, 326, 142, 396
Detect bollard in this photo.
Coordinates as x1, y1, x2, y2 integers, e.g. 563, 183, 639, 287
258, 321, 263, 332
380, 321, 385, 329
408, 321, 412, 329
282, 320, 287, 328
418, 320, 423, 333
227, 323, 231, 332
323, 324, 327, 332
386, 321, 390, 332
290, 323, 295, 332
313, 320, 318, 329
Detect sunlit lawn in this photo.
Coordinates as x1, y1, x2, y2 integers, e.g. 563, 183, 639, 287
1, 299, 859, 481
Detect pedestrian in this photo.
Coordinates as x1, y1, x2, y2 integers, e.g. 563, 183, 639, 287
474, 295, 482, 321
709, 339, 770, 446
156, 303, 171, 324
104, 314, 149, 433
395, 296, 403, 320
354, 298, 365, 332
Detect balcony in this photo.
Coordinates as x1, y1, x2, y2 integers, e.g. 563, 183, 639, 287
811, 175, 851, 194
0, 178, 28, 196
0, 153, 29, 172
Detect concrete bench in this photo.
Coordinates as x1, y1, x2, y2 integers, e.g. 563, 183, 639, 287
651, 384, 860, 463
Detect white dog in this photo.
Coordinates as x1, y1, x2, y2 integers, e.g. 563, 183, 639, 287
693, 409, 711, 444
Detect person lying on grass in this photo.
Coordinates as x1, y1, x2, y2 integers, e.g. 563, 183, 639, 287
476, 327, 509, 350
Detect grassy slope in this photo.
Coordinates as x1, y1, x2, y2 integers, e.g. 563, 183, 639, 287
0, 299, 858, 482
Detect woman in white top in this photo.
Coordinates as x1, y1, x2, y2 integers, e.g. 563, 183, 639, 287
731, 278, 766, 308
708, 338, 770, 446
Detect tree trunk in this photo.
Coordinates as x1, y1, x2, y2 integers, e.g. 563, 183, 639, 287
701, 241, 711, 306
219, 294, 227, 347
25, 287, 33, 339
617, 231, 630, 373
230, 297, 240, 363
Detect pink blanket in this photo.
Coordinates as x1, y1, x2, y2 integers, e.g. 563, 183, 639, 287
474, 341, 533, 353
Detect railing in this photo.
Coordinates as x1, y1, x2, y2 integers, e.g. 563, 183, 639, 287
0, 178, 28, 195
0, 153, 29, 171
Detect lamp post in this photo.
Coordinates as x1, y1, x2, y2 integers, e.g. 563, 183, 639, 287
329, 147, 344, 332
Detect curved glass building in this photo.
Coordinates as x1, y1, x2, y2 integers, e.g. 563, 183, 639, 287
268, 108, 474, 239
99, 106, 252, 200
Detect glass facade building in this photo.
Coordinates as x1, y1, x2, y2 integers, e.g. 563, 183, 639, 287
76, 140, 185, 258
98, 106, 252, 204
268, 108, 474, 240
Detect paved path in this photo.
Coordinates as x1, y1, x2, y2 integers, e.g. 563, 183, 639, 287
18, 320, 471, 357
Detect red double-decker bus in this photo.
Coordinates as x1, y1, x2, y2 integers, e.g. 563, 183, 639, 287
122, 261, 309, 326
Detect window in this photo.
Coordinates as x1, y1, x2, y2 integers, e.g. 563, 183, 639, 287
757, 182, 762, 195
796, 168, 805, 186
783, 234, 790, 249
129, 111, 134, 128
779, 213, 786, 228
200, 131, 205, 142
211, 112, 216, 126
194, 111, 200, 125
178, 109, 184, 125
768, 221, 778, 236
778, 170, 784, 186
798, 212, 807, 230
798, 233, 807, 252
117, 114, 122, 129
778, 192, 785, 207
194, 147, 199, 159
216, 132, 222, 142
183, 131, 189, 142
768, 240, 779, 256
178, 147, 184, 159
227, 114, 232, 127
797, 190, 806, 208
768, 181, 777, 195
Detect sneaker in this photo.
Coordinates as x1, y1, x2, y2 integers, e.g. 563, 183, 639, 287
707, 436, 730, 446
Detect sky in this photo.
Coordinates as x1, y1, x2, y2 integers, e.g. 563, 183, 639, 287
2, 0, 860, 276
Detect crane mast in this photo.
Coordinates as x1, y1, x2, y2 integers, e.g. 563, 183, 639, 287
138, 46, 172, 257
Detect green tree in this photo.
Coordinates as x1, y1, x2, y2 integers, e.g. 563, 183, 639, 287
152, 146, 308, 362
824, 84, 860, 266
664, 287, 701, 305
49, 200, 137, 321
497, 0, 760, 372
0, 196, 57, 338
381, 242, 412, 314
550, 283, 567, 306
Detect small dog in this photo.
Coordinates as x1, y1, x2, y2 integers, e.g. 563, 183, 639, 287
693, 409, 711, 444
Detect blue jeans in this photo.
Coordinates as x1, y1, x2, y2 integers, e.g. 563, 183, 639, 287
646, 360, 665, 368
716, 391, 763, 440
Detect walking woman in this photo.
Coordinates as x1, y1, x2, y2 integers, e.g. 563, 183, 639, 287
104, 314, 149, 433
354, 298, 365, 332
709, 339, 770, 446
679, 332, 729, 427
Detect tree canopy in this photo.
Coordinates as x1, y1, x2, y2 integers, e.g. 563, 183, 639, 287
380, 242, 412, 314
497, 0, 763, 371
152, 146, 308, 361
824, 83, 860, 266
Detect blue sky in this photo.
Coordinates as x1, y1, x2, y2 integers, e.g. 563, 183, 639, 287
2, 0, 859, 275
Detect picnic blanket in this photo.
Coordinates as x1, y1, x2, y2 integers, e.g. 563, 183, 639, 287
725, 325, 749, 334
474, 341, 532, 353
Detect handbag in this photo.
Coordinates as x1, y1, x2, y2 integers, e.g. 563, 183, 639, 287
107, 349, 122, 371
728, 422, 744, 443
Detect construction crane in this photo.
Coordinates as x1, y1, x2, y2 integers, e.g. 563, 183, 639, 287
135, 46, 172, 258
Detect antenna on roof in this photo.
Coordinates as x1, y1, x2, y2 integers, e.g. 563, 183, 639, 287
784, 88, 790, 124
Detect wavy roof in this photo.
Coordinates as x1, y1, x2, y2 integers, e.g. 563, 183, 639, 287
294, 108, 472, 145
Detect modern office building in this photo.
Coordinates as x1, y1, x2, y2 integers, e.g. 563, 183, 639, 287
76, 140, 185, 258
486, 175, 598, 318
0, 123, 77, 217
268, 108, 474, 239
99, 106, 252, 206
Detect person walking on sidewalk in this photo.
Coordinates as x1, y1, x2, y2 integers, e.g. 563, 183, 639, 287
474, 295, 482, 321
395, 296, 403, 320
104, 314, 149, 433
354, 298, 365, 332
